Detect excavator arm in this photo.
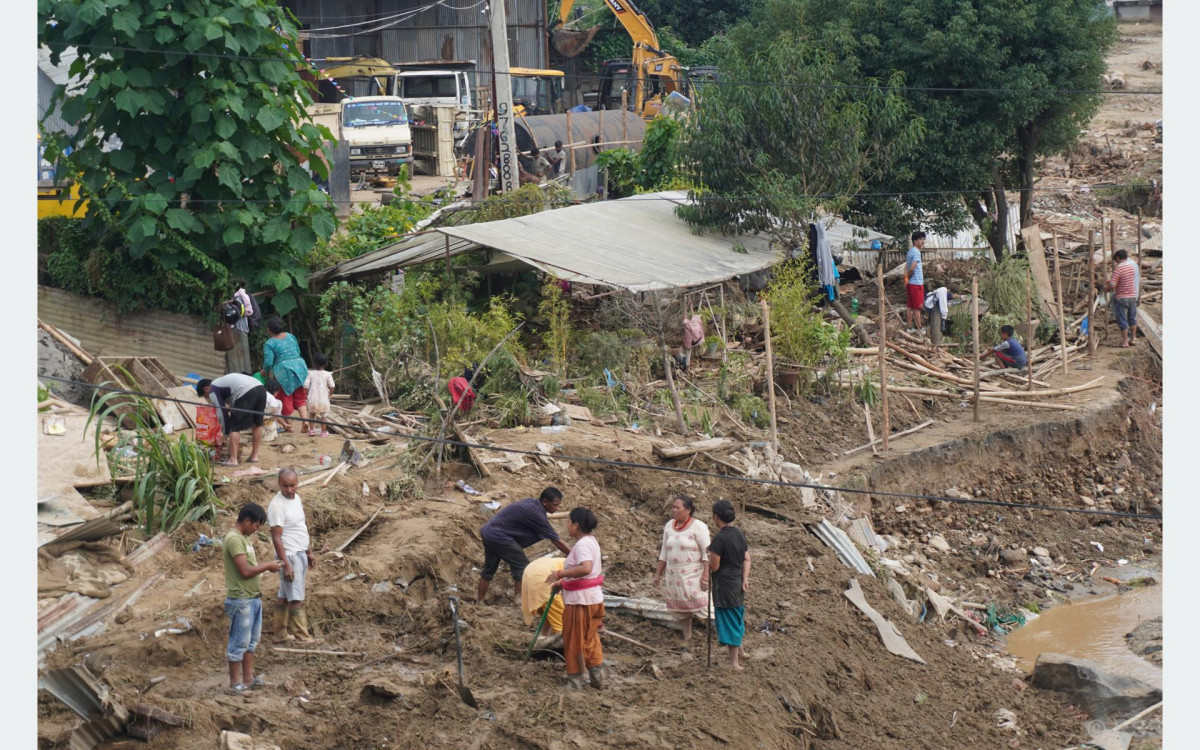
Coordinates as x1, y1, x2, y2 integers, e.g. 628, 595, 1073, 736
556, 0, 683, 118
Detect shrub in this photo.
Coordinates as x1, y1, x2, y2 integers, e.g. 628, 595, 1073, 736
86, 368, 217, 535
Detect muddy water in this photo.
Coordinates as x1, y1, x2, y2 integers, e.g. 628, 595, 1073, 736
1006, 586, 1162, 688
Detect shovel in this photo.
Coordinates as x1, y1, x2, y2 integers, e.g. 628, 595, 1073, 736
524, 589, 558, 662
447, 596, 478, 708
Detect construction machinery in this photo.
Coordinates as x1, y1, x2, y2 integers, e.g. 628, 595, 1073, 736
553, 0, 686, 119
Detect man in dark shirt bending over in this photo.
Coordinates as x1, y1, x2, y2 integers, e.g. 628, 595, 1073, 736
477, 486, 571, 604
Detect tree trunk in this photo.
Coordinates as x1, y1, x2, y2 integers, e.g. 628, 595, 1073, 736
1018, 123, 1041, 230
964, 177, 1011, 262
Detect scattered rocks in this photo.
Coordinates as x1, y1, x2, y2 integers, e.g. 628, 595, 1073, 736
928, 534, 951, 553
1030, 653, 1162, 718
221, 731, 282, 750
1000, 548, 1028, 564
1124, 616, 1162, 666
1031, 547, 1051, 558
1080, 495, 1096, 507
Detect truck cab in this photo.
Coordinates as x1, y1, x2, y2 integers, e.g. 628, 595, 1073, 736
339, 96, 413, 175
395, 69, 475, 138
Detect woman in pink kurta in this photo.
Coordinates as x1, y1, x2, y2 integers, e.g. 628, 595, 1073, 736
653, 495, 710, 641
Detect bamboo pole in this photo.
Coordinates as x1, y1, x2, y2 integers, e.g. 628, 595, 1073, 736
1052, 231, 1069, 377
876, 260, 891, 450
718, 284, 727, 361
1025, 267, 1034, 391
971, 276, 980, 422
760, 299, 779, 452
1136, 209, 1143, 302
565, 110, 575, 174
1088, 229, 1097, 358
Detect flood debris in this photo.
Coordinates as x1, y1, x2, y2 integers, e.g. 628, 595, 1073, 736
843, 578, 926, 664
1030, 653, 1162, 719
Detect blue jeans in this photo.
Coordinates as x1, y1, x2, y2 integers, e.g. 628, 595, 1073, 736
1114, 297, 1138, 331
224, 597, 262, 662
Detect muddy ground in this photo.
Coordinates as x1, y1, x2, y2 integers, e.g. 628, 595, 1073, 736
38, 334, 1162, 750
37, 23, 1164, 750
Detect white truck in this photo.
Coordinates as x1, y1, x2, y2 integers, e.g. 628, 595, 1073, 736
306, 96, 414, 177
394, 67, 477, 140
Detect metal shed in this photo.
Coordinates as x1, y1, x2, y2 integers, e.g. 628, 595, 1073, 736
286, 0, 548, 71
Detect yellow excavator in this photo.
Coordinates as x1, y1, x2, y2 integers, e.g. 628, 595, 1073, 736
553, 0, 686, 119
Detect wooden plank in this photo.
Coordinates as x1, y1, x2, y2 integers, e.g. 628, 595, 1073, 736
166, 386, 200, 429
1021, 227, 1058, 316
652, 437, 739, 460
1136, 308, 1162, 356
454, 426, 493, 478
843, 578, 926, 664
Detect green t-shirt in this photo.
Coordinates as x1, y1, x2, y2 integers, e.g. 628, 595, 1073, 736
223, 528, 260, 599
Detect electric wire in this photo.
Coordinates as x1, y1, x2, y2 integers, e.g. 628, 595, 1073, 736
49, 43, 1164, 97
39, 375, 1163, 522
36, 183, 1151, 207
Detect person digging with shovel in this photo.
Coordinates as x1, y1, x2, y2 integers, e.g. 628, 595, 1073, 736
269, 468, 317, 642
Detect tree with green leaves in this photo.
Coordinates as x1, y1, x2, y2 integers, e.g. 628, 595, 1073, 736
801, 0, 1117, 258
676, 4, 922, 247
39, 0, 337, 315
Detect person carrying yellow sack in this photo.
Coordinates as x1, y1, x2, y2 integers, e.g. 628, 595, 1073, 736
521, 556, 565, 649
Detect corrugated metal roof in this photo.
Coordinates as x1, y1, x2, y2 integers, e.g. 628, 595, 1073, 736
435, 191, 780, 291
809, 518, 876, 577
38, 286, 227, 378
294, 0, 547, 70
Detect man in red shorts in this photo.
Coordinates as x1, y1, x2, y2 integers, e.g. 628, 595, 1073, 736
904, 231, 927, 331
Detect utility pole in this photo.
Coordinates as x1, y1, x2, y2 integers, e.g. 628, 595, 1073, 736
488, 0, 519, 193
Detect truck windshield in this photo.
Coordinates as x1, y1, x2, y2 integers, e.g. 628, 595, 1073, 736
401, 76, 458, 98
342, 102, 409, 128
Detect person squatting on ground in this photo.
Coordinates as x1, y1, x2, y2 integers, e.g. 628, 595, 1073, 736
546, 507, 605, 689
197, 373, 267, 466
222, 503, 281, 694
303, 352, 335, 438
522, 556, 566, 649
1107, 249, 1140, 348
905, 231, 927, 332
983, 325, 1028, 371
269, 468, 316, 642
477, 487, 572, 603
708, 500, 751, 670
653, 495, 710, 642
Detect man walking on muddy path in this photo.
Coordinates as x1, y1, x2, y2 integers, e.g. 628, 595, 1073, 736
269, 467, 316, 642
477, 487, 572, 604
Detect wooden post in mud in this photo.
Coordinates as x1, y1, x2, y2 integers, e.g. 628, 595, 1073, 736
1088, 229, 1097, 359
876, 260, 891, 451
1136, 209, 1143, 302
565, 110, 576, 174
1025, 267, 1034, 392
1052, 231, 1069, 377
971, 276, 980, 423
760, 299, 779, 453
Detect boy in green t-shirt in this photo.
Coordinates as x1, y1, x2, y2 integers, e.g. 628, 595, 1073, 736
222, 503, 281, 694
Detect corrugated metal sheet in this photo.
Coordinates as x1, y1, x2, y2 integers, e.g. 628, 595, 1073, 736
291, 0, 546, 70
809, 518, 876, 577
38, 286, 226, 379
40, 665, 130, 750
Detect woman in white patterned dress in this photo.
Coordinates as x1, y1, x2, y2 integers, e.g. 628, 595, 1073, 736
652, 495, 710, 641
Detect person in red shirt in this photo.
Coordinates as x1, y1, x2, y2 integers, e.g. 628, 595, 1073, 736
1106, 249, 1139, 348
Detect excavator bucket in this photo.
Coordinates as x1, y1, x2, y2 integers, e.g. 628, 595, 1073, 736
552, 27, 600, 58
